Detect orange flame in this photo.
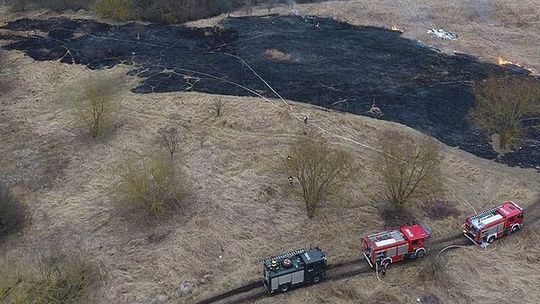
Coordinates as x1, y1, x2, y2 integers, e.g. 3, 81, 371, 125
497, 57, 535, 73
497, 57, 513, 65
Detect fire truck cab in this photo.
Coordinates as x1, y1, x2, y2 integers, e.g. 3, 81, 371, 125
363, 224, 431, 269
261, 247, 327, 294
463, 201, 523, 244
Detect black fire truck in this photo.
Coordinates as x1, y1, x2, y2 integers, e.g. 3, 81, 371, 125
261, 247, 327, 293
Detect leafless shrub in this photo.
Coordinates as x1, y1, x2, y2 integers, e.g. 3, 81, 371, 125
286, 137, 355, 219
376, 130, 442, 207
115, 153, 186, 216
0, 245, 101, 303
159, 127, 180, 159
265, 49, 292, 62
469, 76, 540, 151
74, 77, 120, 138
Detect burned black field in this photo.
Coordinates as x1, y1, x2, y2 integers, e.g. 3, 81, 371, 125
2, 15, 539, 168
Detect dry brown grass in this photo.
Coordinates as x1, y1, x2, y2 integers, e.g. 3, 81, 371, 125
492, 0, 540, 28
0, 181, 25, 237
0, 3, 539, 304
0, 53, 538, 304
264, 48, 292, 62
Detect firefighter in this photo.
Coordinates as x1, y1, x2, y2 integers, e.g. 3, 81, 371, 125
303, 116, 308, 124
288, 176, 294, 186
381, 264, 387, 277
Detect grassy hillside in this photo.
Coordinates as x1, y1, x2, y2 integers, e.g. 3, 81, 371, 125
0, 1, 539, 303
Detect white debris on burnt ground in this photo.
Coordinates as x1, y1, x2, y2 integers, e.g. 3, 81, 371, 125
427, 29, 458, 40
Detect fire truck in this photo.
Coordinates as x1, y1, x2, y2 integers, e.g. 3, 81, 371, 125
463, 201, 524, 244
363, 224, 431, 269
261, 247, 327, 293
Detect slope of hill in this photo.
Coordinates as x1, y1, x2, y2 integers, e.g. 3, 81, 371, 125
0, 1, 539, 304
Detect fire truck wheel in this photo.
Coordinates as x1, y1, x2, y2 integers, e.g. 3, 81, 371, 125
279, 284, 289, 292
511, 225, 520, 233
415, 248, 426, 258
487, 235, 496, 243
312, 275, 321, 284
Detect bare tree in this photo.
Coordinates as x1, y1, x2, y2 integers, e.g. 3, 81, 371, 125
286, 137, 354, 218
75, 77, 119, 138
376, 130, 442, 207
159, 127, 180, 159
469, 76, 540, 150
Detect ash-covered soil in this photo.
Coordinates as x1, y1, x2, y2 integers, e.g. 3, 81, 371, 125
2, 15, 538, 168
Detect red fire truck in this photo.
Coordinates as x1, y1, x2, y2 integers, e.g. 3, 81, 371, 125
463, 201, 524, 244
362, 224, 431, 269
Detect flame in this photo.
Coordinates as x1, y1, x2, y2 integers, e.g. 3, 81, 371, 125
497, 57, 513, 65
497, 57, 535, 73
390, 25, 403, 32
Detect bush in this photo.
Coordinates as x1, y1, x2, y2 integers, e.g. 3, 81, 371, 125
469, 76, 540, 151
375, 130, 442, 207
0, 247, 100, 303
74, 77, 120, 138
115, 153, 186, 216
0, 181, 25, 237
286, 137, 354, 218
94, 0, 133, 22
159, 127, 181, 159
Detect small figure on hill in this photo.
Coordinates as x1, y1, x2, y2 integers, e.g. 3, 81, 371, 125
367, 100, 383, 117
